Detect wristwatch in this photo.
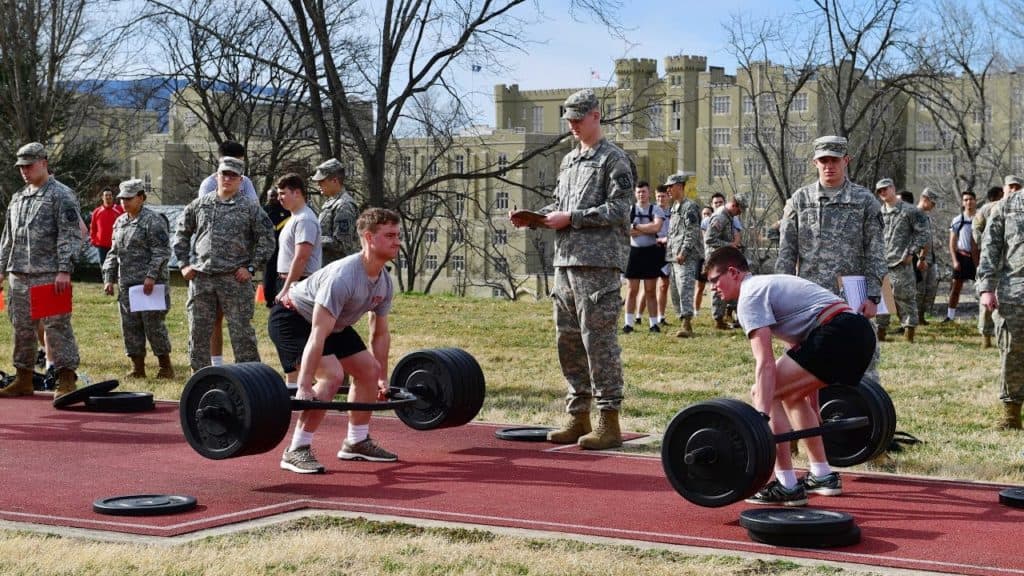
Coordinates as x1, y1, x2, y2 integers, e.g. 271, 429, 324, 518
866, 295, 880, 304
246, 265, 255, 274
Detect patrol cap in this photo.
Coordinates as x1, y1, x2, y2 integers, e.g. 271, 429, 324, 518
561, 89, 600, 120
662, 172, 691, 187
1004, 175, 1024, 188
218, 156, 244, 175
117, 179, 146, 199
812, 135, 848, 159
732, 194, 748, 210
875, 178, 895, 190
311, 158, 345, 182
921, 187, 940, 204
15, 142, 47, 166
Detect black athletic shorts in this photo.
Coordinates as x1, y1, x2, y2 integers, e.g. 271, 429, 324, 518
786, 312, 875, 386
952, 251, 976, 281
625, 244, 664, 279
695, 258, 707, 282
267, 303, 366, 373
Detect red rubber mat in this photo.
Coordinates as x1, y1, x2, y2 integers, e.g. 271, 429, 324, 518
0, 395, 1020, 575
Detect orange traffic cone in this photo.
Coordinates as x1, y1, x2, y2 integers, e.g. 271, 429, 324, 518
255, 284, 266, 304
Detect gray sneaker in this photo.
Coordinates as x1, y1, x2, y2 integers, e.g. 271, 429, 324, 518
802, 472, 843, 496
280, 445, 325, 474
338, 437, 398, 462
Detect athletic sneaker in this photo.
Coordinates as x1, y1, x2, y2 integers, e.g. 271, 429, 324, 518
280, 445, 325, 474
648, 324, 660, 333
338, 437, 398, 462
802, 472, 843, 496
622, 324, 634, 334
744, 480, 808, 507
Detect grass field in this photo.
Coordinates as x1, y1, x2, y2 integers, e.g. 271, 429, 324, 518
0, 280, 1018, 575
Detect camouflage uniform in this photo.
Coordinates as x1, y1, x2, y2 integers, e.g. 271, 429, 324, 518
977, 191, 1024, 404
541, 137, 633, 414
974, 200, 999, 337
917, 204, 940, 319
705, 208, 737, 321
0, 175, 82, 371
667, 198, 702, 319
319, 192, 360, 263
877, 200, 926, 330
102, 206, 172, 357
173, 192, 275, 371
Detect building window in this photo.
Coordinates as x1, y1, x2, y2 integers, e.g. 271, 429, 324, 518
741, 127, 755, 147
742, 96, 754, 115
917, 124, 937, 145
671, 100, 681, 132
453, 196, 465, 217
494, 256, 507, 273
791, 125, 810, 143
532, 106, 544, 132
972, 105, 992, 125
451, 255, 465, 272
425, 228, 438, 243
451, 227, 463, 243
712, 128, 731, 147
759, 93, 776, 113
711, 158, 731, 177
648, 103, 663, 137
792, 93, 809, 113
935, 155, 953, 175
1013, 126, 1024, 142
1013, 155, 1024, 174
743, 157, 766, 176
425, 254, 438, 270
618, 105, 631, 133
495, 191, 509, 210
712, 95, 730, 115
493, 229, 507, 245
143, 172, 152, 192
917, 156, 934, 176
454, 154, 465, 174
401, 156, 411, 176
497, 153, 508, 168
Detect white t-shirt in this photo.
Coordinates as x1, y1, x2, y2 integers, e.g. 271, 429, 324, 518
277, 204, 323, 276
950, 213, 974, 252
197, 173, 260, 203
289, 253, 392, 332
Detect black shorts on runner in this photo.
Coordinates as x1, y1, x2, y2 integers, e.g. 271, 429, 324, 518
786, 312, 875, 387
695, 258, 707, 282
267, 303, 367, 373
625, 244, 664, 279
953, 251, 976, 281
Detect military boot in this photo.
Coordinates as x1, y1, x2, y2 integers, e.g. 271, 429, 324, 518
998, 403, 1022, 431
578, 410, 623, 450
675, 318, 693, 338
156, 354, 175, 379
547, 412, 592, 444
876, 326, 887, 342
904, 327, 915, 343
0, 368, 35, 397
52, 369, 77, 406
127, 355, 146, 378
983, 335, 993, 349
918, 310, 929, 326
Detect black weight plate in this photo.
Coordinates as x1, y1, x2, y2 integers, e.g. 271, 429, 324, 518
85, 392, 155, 412
661, 399, 774, 508
53, 379, 119, 409
739, 508, 855, 535
747, 524, 861, 548
93, 494, 197, 516
434, 348, 485, 424
998, 487, 1024, 509
495, 427, 553, 442
392, 348, 485, 430
819, 378, 896, 467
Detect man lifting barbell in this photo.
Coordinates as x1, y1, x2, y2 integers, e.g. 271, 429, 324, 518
704, 247, 876, 506
268, 208, 402, 474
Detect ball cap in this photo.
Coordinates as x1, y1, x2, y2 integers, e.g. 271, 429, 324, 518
15, 142, 47, 166
561, 89, 600, 120
813, 135, 848, 160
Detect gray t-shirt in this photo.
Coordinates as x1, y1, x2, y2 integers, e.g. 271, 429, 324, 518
277, 204, 322, 276
289, 253, 392, 331
630, 203, 665, 248
736, 274, 844, 346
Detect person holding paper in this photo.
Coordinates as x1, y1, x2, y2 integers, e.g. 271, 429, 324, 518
102, 179, 174, 379
0, 142, 82, 403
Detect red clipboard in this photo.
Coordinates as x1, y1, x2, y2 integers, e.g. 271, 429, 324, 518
30, 283, 73, 320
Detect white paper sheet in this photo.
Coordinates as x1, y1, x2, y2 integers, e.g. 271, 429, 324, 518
128, 284, 167, 312
840, 275, 887, 314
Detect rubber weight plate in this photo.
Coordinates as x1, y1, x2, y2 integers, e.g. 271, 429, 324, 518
819, 378, 896, 467
495, 427, 554, 442
739, 508, 855, 535
93, 494, 197, 516
85, 391, 155, 412
53, 379, 119, 409
747, 524, 861, 548
392, 348, 485, 430
998, 487, 1024, 509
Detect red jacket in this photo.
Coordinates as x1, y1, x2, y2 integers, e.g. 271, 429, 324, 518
89, 204, 124, 249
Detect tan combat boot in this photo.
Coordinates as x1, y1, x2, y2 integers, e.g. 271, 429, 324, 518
675, 318, 693, 338
127, 355, 146, 378
998, 403, 1022, 431
547, 412, 592, 444
983, 335, 993, 349
156, 354, 175, 379
904, 327, 915, 343
876, 326, 887, 342
0, 368, 35, 397
52, 369, 77, 405
578, 410, 623, 450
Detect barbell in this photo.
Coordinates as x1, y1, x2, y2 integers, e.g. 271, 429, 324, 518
661, 378, 896, 508
180, 348, 486, 460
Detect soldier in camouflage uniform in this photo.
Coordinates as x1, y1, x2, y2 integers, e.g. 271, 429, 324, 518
509, 88, 633, 450
0, 143, 82, 404
978, 175, 1024, 430
974, 181, 1013, 348
916, 188, 941, 323
664, 173, 702, 337
102, 179, 174, 379
173, 157, 275, 372
875, 178, 927, 343
704, 194, 747, 329
313, 159, 360, 263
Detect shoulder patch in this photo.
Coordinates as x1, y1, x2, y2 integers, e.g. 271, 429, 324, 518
614, 173, 633, 191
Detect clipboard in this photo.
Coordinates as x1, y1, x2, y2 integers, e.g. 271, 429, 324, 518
30, 283, 73, 320
510, 209, 547, 228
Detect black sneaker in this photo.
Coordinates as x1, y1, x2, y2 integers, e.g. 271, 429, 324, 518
659, 318, 669, 326
35, 348, 46, 369
802, 472, 843, 496
649, 324, 660, 333
622, 324, 634, 334
744, 480, 807, 506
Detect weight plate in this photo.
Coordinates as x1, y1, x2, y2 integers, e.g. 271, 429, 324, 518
998, 487, 1024, 509
819, 378, 896, 467
85, 391, 155, 412
661, 399, 774, 508
53, 379, 120, 409
747, 524, 861, 548
495, 427, 554, 442
392, 348, 485, 430
739, 508, 855, 535
93, 494, 197, 516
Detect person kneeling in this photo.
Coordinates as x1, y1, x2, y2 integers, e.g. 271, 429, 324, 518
705, 247, 876, 506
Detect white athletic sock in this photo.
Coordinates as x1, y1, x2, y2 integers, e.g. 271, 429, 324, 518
288, 428, 314, 452
776, 470, 798, 489
947, 307, 956, 319
649, 317, 658, 327
285, 380, 298, 390
657, 315, 665, 324
809, 462, 832, 478
346, 424, 369, 445
211, 355, 224, 367
625, 313, 635, 326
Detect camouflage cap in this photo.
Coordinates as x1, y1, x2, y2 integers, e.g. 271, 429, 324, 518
311, 158, 345, 182
15, 142, 47, 166
117, 179, 146, 199
812, 135, 848, 160
921, 187, 940, 204
1004, 175, 1024, 188
218, 156, 245, 175
662, 172, 690, 187
561, 89, 600, 120
732, 194, 749, 210
875, 177, 895, 190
